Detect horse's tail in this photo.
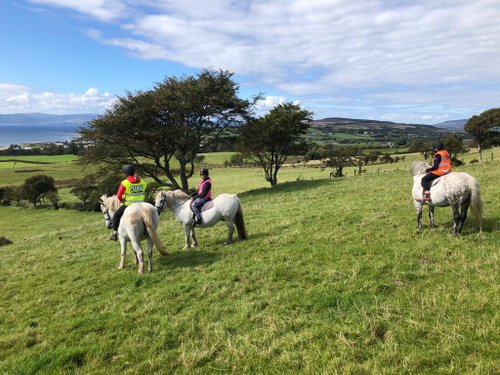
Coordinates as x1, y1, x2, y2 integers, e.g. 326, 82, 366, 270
469, 176, 485, 231
142, 209, 169, 256
234, 196, 247, 240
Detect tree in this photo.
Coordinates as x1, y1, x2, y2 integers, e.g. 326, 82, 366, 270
238, 103, 313, 186
408, 138, 433, 160
21, 175, 57, 208
442, 132, 468, 162
71, 180, 98, 210
79, 69, 257, 192
464, 108, 500, 162
325, 146, 361, 177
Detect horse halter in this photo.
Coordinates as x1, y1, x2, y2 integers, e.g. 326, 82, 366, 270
155, 192, 167, 216
102, 207, 113, 228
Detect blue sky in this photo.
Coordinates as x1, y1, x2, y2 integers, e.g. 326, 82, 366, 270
1, 0, 499, 124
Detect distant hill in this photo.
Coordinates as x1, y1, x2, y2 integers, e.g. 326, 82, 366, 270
432, 119, 467, 132
312, 117, 439, 130
0, 113, 97, 126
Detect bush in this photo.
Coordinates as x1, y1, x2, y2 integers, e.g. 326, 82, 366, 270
21, 175, 57, 208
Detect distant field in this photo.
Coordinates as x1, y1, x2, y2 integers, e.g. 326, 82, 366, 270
0, 149, 499, 373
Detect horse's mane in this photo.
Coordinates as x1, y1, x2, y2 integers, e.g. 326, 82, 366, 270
101, 194, 121, 211
411, 160, 429, 176
171, 189, 190, 200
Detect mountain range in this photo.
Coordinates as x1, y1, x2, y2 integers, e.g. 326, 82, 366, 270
0, 112, 467, 132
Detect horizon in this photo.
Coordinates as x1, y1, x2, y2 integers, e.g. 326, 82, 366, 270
1, 1, 499, 124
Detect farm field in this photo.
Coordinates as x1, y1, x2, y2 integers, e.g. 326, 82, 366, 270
0, 150, 499, 373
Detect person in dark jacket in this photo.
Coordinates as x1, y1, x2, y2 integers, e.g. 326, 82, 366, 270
421, 142, 452, 201
190, 168, 212, 226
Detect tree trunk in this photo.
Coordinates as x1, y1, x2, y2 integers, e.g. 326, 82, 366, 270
477, 143, 483, 163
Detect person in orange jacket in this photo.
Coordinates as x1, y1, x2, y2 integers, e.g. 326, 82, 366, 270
421, 142, 452, 201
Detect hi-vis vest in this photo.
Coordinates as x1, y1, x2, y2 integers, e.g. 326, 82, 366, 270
197, 178, 212, 200
122, 179, 147, 206
431, 150, 452, 176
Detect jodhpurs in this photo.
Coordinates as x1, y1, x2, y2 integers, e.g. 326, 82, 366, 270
421, 173, 440, 191
112, 205, 127, 231
190, 197, 207, 220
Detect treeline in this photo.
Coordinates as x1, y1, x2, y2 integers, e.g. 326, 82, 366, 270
0, 141, 85, 156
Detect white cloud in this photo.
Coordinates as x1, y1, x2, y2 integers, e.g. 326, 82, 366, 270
24, 0, 500, 122
0, 84, 115, 114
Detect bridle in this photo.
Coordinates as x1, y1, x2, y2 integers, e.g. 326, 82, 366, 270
101, 205, 113, 229
155, 191, 191, 215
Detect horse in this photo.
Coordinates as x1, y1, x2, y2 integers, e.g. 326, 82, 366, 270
155, 190, 247, 249
410, 161, 484, 235
100, 195, 169, 274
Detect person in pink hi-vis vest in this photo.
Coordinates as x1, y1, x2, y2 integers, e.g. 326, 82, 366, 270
190, 168, 212, 226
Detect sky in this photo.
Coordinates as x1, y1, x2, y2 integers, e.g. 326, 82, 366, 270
1, 0, 499, 124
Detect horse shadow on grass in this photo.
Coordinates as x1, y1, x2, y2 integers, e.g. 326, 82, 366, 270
238, 178, 337, 199
157, 249, 221, 269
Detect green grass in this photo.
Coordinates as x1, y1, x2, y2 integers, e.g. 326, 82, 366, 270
1, 150, 499, 374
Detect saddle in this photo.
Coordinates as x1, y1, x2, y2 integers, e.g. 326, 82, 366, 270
200, 200, 214, 212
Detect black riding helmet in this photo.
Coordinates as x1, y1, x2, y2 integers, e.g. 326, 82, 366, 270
123, 164, 135, 176
200, 168, 209, 176
434, 142, 445, 150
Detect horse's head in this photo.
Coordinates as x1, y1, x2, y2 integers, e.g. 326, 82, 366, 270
155, 191, 167, 214
411, 160, 429, 176
99, 194, 118, 228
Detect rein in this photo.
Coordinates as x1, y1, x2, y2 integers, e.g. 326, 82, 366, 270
155, 192, 191, 215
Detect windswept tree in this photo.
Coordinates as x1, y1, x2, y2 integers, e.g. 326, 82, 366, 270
442, 132, 468, 161
79, 69, 257, 191
238, 103, 313, 186
464, 107, 500, 162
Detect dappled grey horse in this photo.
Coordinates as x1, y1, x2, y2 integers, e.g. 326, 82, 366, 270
411, 161, 484, 235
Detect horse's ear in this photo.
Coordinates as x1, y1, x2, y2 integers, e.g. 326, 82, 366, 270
100, 194, 107, 202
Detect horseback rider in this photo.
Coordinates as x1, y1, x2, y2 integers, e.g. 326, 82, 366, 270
190, 168, 212, 226
109, 164, 147, 241
421, 142, 452, 201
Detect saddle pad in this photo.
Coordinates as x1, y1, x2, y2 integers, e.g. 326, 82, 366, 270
201, 200, 214, 212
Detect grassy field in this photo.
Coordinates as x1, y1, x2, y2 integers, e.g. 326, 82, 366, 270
0, 150, 499, 374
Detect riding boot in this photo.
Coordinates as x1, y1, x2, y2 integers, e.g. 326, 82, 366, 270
109, 230, 118, 241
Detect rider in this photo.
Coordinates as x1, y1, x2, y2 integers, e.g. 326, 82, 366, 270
109, 164, 147, 241
190, 168, 212, 226
421, 142, 452, 201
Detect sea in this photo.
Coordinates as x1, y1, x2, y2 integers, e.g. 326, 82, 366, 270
0, 124, 85, 147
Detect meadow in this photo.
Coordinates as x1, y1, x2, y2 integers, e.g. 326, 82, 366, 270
0, 149, 499, 374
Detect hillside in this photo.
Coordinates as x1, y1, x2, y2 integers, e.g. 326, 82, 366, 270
433, 119, 467, 131
309, 117, 448, 146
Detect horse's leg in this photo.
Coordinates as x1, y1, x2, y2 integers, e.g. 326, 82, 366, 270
191, 227, 198, 247
450, 203, 461, 236
182, 223, 191, 249
414, 201, 423, 229
457, 200, 470, 234
119, 237, 127, 269
131, 240, 145, 274
224, 219, 234, 245
428, 205, 435, 228
147, 238, 153, 273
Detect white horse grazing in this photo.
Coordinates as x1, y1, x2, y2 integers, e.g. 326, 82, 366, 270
155, 190, 247, 248
411, 161, 484, 235
100, 195, 169, 274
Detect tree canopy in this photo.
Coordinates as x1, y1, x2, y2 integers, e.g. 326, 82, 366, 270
464, 107, 500, 162
79, 69, 257, 191
238, 103, 313, 186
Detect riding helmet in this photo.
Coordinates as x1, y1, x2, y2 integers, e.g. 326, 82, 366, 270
434, 142, 445, 150
200, 168, 209, 176
123, 164, 135, 176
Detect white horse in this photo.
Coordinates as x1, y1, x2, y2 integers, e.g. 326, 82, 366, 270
100, 195, 169, 274
411, 161, 484, 235
155, 190, 247, 248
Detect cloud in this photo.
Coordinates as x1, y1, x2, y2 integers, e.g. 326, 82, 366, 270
0, 84, 115, 114
25, 0, 500, 122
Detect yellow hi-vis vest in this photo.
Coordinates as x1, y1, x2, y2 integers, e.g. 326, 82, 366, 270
122, 179, 147, 206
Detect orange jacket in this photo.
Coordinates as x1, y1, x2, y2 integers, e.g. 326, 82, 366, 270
431, 150, 452, 176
